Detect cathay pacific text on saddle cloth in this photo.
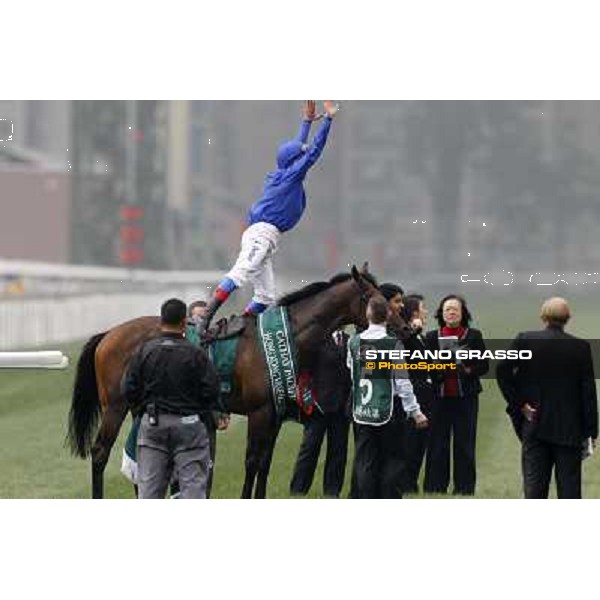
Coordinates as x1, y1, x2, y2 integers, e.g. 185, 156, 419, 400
258, 307, 298, 417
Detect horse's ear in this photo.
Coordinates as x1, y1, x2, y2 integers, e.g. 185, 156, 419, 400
352, 264, 370, 294
361, 261, 370, 274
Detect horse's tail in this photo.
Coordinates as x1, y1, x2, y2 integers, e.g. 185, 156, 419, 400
67, 332, 107, 458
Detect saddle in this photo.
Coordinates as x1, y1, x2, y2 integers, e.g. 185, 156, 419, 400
183, 316, 248, 412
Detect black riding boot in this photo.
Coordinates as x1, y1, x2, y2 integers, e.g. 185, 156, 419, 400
196, 296, 225, 336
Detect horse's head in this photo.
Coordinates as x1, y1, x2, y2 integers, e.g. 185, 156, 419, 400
279, 263, 410, 346
350, 262, 382, 330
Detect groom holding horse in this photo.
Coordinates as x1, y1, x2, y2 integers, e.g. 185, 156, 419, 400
198, 100, 340, 334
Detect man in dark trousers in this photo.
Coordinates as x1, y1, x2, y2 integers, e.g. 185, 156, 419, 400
497, 297, 598, 499
400, 294, 434, 493
289, 330, 351, 498
347, 282, 407, 498
348, 296, 428, 499
124, 297, 222, 499
187, 299, 230, 497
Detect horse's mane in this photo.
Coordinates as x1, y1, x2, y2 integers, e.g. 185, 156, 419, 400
277, 271, 378, 306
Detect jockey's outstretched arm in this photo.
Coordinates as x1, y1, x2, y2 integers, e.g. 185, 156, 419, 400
294, 119, 312, 144
294, 100, 321, 143
285, 115, 333, 183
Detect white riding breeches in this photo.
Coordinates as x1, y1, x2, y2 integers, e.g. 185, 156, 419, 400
226, 222, 281, 305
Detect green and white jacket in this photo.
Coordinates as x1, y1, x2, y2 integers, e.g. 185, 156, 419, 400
347, 323, 421, 426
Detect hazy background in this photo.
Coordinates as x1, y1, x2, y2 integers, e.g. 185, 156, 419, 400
2, 100, 600, 307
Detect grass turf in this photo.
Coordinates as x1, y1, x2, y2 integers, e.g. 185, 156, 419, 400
1, 293, 599, 498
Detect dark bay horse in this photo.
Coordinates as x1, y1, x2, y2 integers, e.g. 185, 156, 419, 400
67, 264, 384, 498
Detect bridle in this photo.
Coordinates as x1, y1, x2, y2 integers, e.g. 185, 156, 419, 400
353, 275, 375, 314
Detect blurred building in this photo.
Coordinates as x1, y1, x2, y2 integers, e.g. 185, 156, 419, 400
70, 101, 169, 268
70, 100, 221, 270
3, 100, 600, 282
0, 101, 71, 263
0, 101, 70, 164
0, 154, 70, 263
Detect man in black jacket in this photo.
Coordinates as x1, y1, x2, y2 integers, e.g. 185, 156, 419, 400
124, 297, 222, 499
496, 297, 598, 499
290, 330, 351, 498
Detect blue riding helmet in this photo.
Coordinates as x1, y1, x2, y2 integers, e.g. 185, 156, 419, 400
276, 140, 309, 169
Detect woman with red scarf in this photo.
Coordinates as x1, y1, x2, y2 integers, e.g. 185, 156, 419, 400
423, 295, 489, 495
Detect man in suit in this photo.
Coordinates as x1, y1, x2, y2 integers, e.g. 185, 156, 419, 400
289, 330, 351, 498
348, 295, 428, 499
496, 297, 598, 499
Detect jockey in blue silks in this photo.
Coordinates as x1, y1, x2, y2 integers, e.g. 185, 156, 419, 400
199, 100, 340, 333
